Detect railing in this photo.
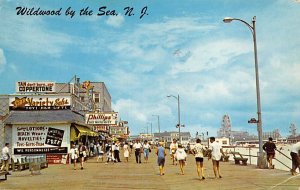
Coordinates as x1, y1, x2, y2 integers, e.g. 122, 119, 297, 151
224, 146, 292, 170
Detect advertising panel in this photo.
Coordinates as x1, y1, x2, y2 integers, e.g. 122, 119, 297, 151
12, 124, 70, 155
16, 81, 56, 93
85, 112, 118, 125
9, 95, 71, 110
93, 125, 110, 132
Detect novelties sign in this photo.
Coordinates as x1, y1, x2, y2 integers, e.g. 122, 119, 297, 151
13, 125, 69, 155
16, 81, 56, 93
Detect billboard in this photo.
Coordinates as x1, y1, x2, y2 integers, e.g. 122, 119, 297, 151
9, 95, 71, 110
16, 81, 56, 93
85, 112, 118, 125
12, 124, 70, 155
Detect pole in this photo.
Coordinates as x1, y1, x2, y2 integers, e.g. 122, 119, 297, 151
252, 17, 263, 164
158, 115, 160, 134
178, 94, 181, 143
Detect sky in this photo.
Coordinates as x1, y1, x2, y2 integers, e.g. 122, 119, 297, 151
0, 0, 300, 137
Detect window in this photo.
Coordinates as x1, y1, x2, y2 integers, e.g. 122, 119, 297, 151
94, 93, 100, 103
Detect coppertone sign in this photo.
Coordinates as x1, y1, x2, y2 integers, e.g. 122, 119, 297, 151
16, 81, 56, 93
85, 112, 118, 125
9, 95, 71, 110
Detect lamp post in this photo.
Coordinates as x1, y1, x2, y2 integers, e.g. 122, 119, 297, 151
167, 94, 181, 143
152, 115, 160, 134
223, 16, 265, 168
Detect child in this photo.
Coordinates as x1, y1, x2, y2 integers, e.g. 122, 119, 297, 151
175, 144, 187, 175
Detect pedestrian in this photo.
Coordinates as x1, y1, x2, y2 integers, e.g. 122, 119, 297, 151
78, 142, 87, 170
1, 143, 10, 174
97, 143, 104, 162
143, 140, 151, 163
290, 141, 300, 175
89, 141, 94, 156
133, 139, 142, 164
209, 137, 223, 178
129, 141, 134, 154
192, 138, 205, 179
170, 139, 178, 165
113, 141, 121, 162
175, 144, 187, 175
156, 142, 167, 176
105, 144, 115, 164
123, 142, 130, 162
69, 144, 78, 170
263, 137, 276, 169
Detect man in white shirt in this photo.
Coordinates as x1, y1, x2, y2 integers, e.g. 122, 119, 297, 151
133, 139, 142, 164
209, 137, 223, 179
1, 143, 10, 173
290, 142, 300, 175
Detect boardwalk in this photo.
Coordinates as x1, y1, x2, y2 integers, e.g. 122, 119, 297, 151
1, 152, 300, 190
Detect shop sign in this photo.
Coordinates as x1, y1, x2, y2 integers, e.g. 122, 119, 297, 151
16, 81, 56, 93
14, 147, 68, 155
109, 126, 128, 136
9, 95, 71, 110
85, 112, 118, 125
93, 125, 109, 132
12, 125, 70, 155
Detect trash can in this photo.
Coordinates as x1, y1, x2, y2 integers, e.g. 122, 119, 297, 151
257, 151, 268, 169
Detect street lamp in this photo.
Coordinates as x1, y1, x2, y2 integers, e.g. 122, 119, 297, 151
152, 115, 160, 134
223, 16, 265, 168
167, 94, 181, 143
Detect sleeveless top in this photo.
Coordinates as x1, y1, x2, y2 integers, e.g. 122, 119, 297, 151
157, 147, 165, 158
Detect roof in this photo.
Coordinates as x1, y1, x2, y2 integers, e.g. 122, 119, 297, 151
153, 131, 191, 138
4, 110, 86, 125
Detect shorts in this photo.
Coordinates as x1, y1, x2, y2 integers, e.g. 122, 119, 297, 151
195, 157, 204, 162
157, 157, 165, 166
267, 153, 275, 160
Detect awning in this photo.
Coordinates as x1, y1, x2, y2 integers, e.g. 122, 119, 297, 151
70, 125, 98, 141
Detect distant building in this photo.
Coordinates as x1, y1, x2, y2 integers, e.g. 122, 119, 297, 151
287, 135, 300, 143
262, 129, 281, 140
153, 131, 191, 147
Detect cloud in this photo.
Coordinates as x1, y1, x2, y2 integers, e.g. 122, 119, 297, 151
170, 39, 251, 74
0, 3, 73, 57
105, 14, 125, 28
0, 48, 7, 73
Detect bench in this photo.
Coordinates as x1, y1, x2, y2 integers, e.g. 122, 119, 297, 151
13, 158, 29, 171
35, 157, 48, 169
0, 171, 8, 180
221, 151, 230, 162
231, 151, 248, 165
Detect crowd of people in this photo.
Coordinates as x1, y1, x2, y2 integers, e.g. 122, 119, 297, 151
66, 137, 226, 179
2, 137, 300, 178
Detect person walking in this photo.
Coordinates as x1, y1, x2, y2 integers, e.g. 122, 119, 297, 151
143, 140, 151, 163
175, 144, 187, 175
170, 139, 178, 165
97, 143, 104, 162
78, 142, 87, 170
133, 139, 142, 164
129, 141, 134, 154
69, 144, 78, 170
193, 139, 205, 179
156, 142, 167, 176
123, 142, 130, 163
114, 141, 121, 162
290, 141, 300, 175
263, 137, 277, 169
1, 143, 10, 174
209, 137, 223, 179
